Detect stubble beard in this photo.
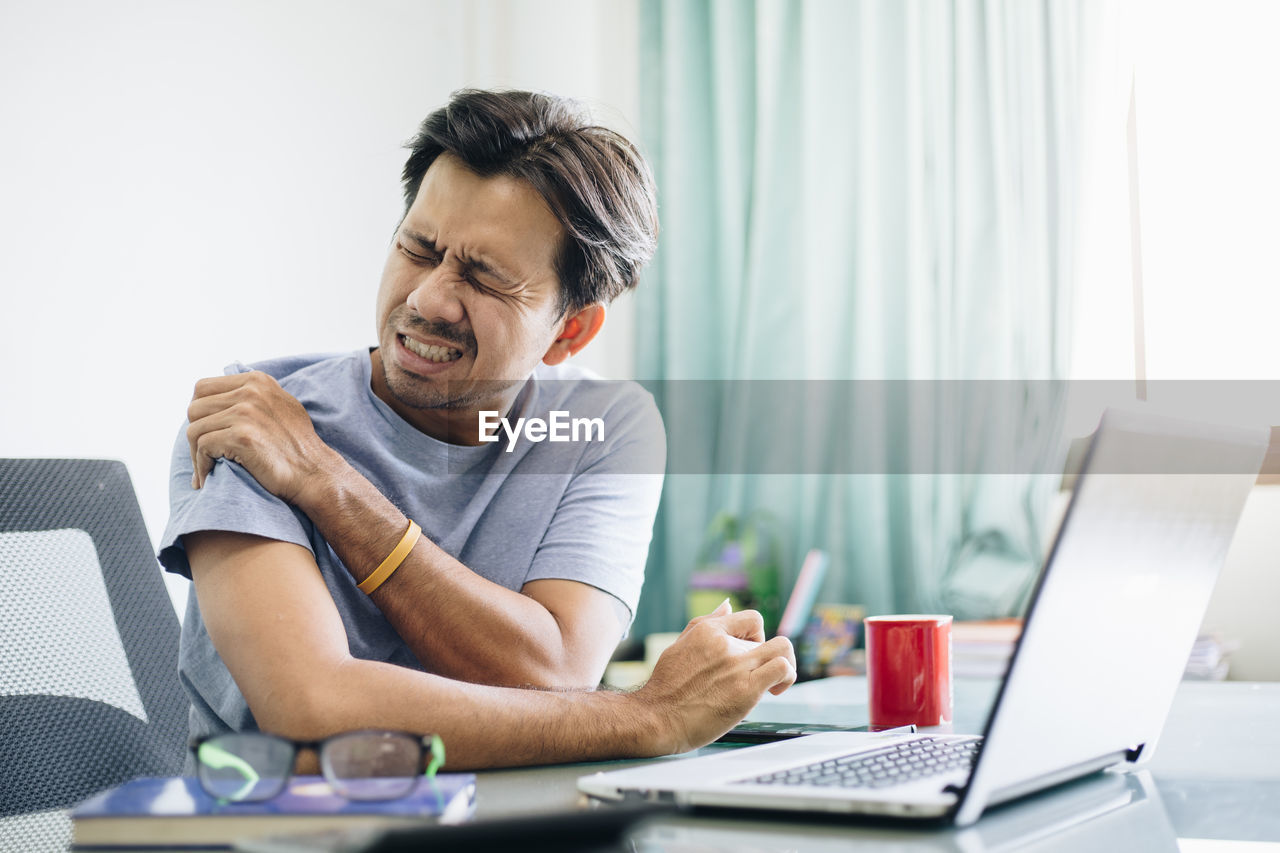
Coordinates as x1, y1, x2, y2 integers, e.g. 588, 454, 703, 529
379, 358, 491, 411
378, 314, 522, 413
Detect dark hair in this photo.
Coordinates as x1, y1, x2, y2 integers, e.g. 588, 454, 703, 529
401, 89, 659, 317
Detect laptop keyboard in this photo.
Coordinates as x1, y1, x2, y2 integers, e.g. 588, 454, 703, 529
735, 736, 982, 790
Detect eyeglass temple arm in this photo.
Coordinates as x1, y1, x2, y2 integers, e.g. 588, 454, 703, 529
423, 734, 445, 779
197, 741, 263, 802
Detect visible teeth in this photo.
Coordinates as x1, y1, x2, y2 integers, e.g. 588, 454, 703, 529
402, 336, 462, 362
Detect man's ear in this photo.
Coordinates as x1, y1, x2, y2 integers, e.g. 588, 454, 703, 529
543, 304, 605, 365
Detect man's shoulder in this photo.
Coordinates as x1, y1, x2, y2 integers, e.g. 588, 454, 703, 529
233, 352, 368, 411
533, 361, 602, 383
531, 362, 656, 416
528, 364, 664, 469
240, 351, 363, 385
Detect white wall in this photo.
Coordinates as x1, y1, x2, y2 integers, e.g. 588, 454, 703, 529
0, 0, 640, 615
1201, 489, 1280, 681
1068, 0, 1280, 678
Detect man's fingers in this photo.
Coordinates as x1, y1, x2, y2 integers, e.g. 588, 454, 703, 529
187, 376, 254, 486
188, 371, 287, 423
187, 387, 248, 423
747, 635, 796, 671
717, 609, 767, 642
186, 371, 285, 488
750, 654, 798, 696
189, 425, 243, 489
187, 420, 207, 488
192, 373, 254, 401
188, 371, 282, 423
187, 410, 247, 488
193, 437, 225, 491
746, 635, 797, 695
690, 598, 732, 624
194, 450, 214, 490
681, 597, 734, 635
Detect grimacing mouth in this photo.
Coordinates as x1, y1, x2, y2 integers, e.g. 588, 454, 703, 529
399, 334, 463, 363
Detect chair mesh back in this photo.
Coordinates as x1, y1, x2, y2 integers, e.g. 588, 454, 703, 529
0, 459, 188, 852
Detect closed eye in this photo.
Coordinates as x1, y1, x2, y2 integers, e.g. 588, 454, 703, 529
463, 273, 503, 297
398, 240, 441, 265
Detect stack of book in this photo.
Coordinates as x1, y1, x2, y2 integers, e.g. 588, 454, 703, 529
1184, 634, 1237, 681
951, 619, 1022, 678
71, 774, 475, 849
951, 621, 1235, 681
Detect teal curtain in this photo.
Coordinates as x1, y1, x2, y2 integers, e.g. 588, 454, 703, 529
634, 0, 1095, 636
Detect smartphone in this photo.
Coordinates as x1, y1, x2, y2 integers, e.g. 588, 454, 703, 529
715, 721, 916, 744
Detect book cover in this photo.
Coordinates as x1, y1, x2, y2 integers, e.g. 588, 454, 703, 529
952, 619, 1022, 679
951, 618, 1023, 645
776, 549, 829, 639
71, 774, 475, 849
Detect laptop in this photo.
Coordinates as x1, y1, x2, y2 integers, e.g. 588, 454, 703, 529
626, 771, 1174, 853
579, 409, 1267, 827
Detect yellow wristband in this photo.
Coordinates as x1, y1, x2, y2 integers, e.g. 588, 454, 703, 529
358, 520, 421, 595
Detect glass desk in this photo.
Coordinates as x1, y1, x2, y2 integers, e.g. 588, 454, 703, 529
470, 677, 1280, 851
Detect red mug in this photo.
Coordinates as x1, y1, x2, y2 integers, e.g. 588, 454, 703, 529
865, 614, 953, 727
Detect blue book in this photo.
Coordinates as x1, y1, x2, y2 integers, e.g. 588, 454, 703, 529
71, 774, 476, 849
776, 549, 829, 639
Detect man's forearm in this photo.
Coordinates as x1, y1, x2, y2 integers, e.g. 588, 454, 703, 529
295, 452, 586, 687
277, 655, 665, 768
258, 615, 795, 769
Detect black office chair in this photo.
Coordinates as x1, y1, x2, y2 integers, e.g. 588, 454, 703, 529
0, 459, 188, 852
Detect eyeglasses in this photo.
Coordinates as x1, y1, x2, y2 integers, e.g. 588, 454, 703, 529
190, 730, 445, 803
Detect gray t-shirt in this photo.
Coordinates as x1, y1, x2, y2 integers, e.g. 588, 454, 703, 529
159, 350, 665, 741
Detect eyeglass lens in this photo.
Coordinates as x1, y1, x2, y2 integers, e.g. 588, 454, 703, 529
195, 731, 425, 802
321, 731, 421, 800
196, 733, 294, 802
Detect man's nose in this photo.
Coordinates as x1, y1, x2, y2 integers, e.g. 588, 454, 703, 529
405, 266, 466, 326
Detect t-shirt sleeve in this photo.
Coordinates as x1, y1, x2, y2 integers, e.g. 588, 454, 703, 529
158, 422, 315, 578
521, 386, 666, 625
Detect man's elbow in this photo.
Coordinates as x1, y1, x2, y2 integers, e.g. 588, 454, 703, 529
509, 647, 606, 691
508, 617, 617, 690
242, 664, 352, 740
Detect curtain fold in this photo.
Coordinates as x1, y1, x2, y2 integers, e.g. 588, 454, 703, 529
634, 0, 1098, 637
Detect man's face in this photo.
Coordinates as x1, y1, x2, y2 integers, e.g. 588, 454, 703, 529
374, 153, 566, 416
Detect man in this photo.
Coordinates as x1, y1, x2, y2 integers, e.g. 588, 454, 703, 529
160, 89, 795, 768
